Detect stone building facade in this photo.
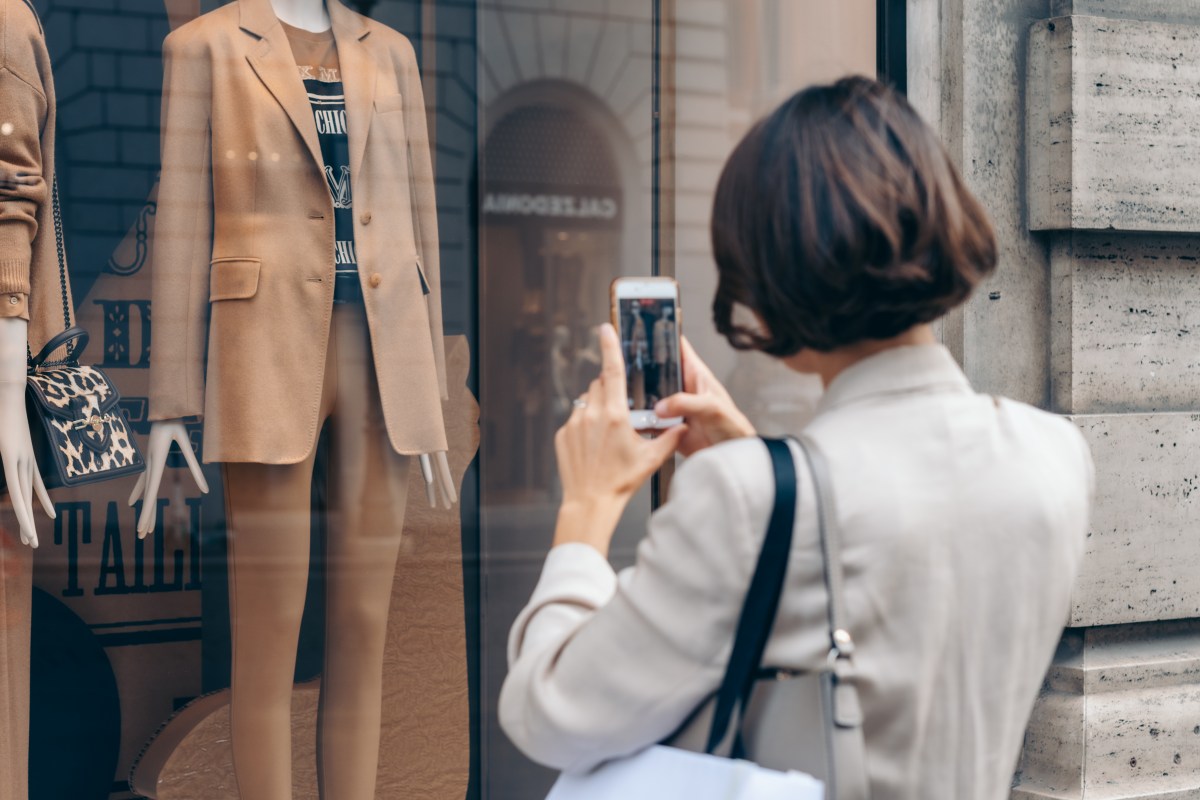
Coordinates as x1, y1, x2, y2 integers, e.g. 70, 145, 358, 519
910, 0, 1200, 796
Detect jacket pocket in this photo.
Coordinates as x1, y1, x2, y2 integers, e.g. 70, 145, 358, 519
209, 258, 261, 301
415, 258, 431, 296
375, 93, 404, 114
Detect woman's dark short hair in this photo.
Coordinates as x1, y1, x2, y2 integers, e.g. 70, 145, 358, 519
711, 76, 997, 355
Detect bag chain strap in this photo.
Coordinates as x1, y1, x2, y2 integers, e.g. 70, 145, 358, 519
25, 177, 76, 370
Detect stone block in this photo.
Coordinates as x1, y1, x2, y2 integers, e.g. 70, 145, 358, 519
1051, 0, 1200, 24
1013, 622, 1200, 799
1028, 15, 1200, 232
565, 17, 602, 85
502, 10, 541, 83
536, 12, 569, 77
585, 18, 627, 99
1051, 233, 1200, 415
1068, 413, 1200, 627
478, 6, 521, 96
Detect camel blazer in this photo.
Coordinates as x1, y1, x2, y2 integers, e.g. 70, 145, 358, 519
148, 0, 447, 463
500, 346, 1094, 800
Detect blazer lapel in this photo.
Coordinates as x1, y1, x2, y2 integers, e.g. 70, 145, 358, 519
330, 1, 376, 183
239, 0, 323, 172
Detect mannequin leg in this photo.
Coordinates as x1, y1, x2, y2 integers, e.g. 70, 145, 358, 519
223, 457, 316, 800
222, 325, 337, 800
317, 304, 412, 800
0, 521, 31, 800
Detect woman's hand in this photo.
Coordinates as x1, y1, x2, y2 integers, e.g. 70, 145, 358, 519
553, 324, 686, 556
653, 336, 755, 456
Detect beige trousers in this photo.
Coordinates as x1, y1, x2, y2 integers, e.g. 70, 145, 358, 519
222, 303, 412, 800
0, 520, 31, 800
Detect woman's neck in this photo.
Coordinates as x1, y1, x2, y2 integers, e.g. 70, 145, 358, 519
271, 0, 330, 32
784, 324, 938, 389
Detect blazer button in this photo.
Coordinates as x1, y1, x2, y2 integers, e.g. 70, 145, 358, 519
360, 212, 372, 225
369, 273, 382, 288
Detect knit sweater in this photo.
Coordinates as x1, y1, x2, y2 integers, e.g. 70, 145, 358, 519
0, 0, 69, 346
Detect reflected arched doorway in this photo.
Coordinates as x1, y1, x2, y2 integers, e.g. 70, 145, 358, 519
476, 82, 650, 797
480, 97, 629, 503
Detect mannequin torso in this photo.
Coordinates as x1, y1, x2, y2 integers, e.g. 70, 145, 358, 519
134, 0, 455, 533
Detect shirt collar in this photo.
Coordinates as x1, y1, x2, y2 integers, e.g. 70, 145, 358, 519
815, 344, 972, 415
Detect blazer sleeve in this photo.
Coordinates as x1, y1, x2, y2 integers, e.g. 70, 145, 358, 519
148, 31, 213, 421
498, 446, 764, 773
0, 2, 50, 319
401, 38, 447, 400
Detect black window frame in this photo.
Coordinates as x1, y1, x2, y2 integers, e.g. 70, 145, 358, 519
877, 0, 907, 93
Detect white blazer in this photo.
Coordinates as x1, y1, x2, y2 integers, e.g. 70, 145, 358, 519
500, 345, 1093, 800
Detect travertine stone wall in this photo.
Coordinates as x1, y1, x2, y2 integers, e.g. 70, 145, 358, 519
1070, 413, 1200, 627
1028, 15, 1200, 233
1051, 235, 1200, 416
913, 0, 1200, 796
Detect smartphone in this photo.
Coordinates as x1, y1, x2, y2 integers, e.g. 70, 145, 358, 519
610, 277, 683, 430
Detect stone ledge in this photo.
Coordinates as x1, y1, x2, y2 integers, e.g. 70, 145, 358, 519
1047, 624, 1200, 694
1013, 622, 1200, 800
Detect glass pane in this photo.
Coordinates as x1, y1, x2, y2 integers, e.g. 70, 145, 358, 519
9, 0, 879, 797
672, 0, 877, 436
476, 3, 657, 795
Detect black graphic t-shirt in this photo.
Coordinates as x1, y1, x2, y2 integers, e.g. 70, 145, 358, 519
283, 23, 358, 303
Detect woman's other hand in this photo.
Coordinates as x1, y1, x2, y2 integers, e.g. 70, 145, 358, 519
553, 323, 687, 556
653, 337, 755, 456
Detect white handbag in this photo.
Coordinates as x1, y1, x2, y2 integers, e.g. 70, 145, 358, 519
546, 743, 823, 800
545, 437, 868, 800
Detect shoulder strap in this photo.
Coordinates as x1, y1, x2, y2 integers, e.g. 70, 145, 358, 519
796, 435, 852, 657
51, 178, 73, 332
798, 435, 869, 800
704, 437, 797, 754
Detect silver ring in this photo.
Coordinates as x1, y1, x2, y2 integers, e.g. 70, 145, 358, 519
572, 398, 588, 410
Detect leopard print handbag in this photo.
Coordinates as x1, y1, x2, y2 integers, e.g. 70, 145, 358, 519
5, 181, 146, 489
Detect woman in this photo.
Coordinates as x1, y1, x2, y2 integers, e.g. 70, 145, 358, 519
499, 76, 1093, 800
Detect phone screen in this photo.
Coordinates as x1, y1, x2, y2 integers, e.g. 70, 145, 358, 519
618, 297, 681, 415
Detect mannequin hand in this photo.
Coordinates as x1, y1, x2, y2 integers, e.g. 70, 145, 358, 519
432, 451, 456, 509
419, 451, 457, 510
128, 419, 209, 538
0, 380, 54, 548
0, 318, 52, 548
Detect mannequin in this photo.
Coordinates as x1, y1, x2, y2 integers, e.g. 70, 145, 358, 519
132, 0, 458, 796
627, 299, 649, 410
0, 0, 71, 795
652, 306, 677, 400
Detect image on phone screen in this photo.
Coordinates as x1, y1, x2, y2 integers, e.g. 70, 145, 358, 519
618, 298, 681, 413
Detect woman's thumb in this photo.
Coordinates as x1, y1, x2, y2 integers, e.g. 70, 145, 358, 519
647, 424, 688, 467
655, 393, 713, 421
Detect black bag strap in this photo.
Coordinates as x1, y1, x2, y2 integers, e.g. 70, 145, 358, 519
26, 178, 77, 369
29, 327, 88, 369
704, 437, 797, 754
703, 436, 867, 794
